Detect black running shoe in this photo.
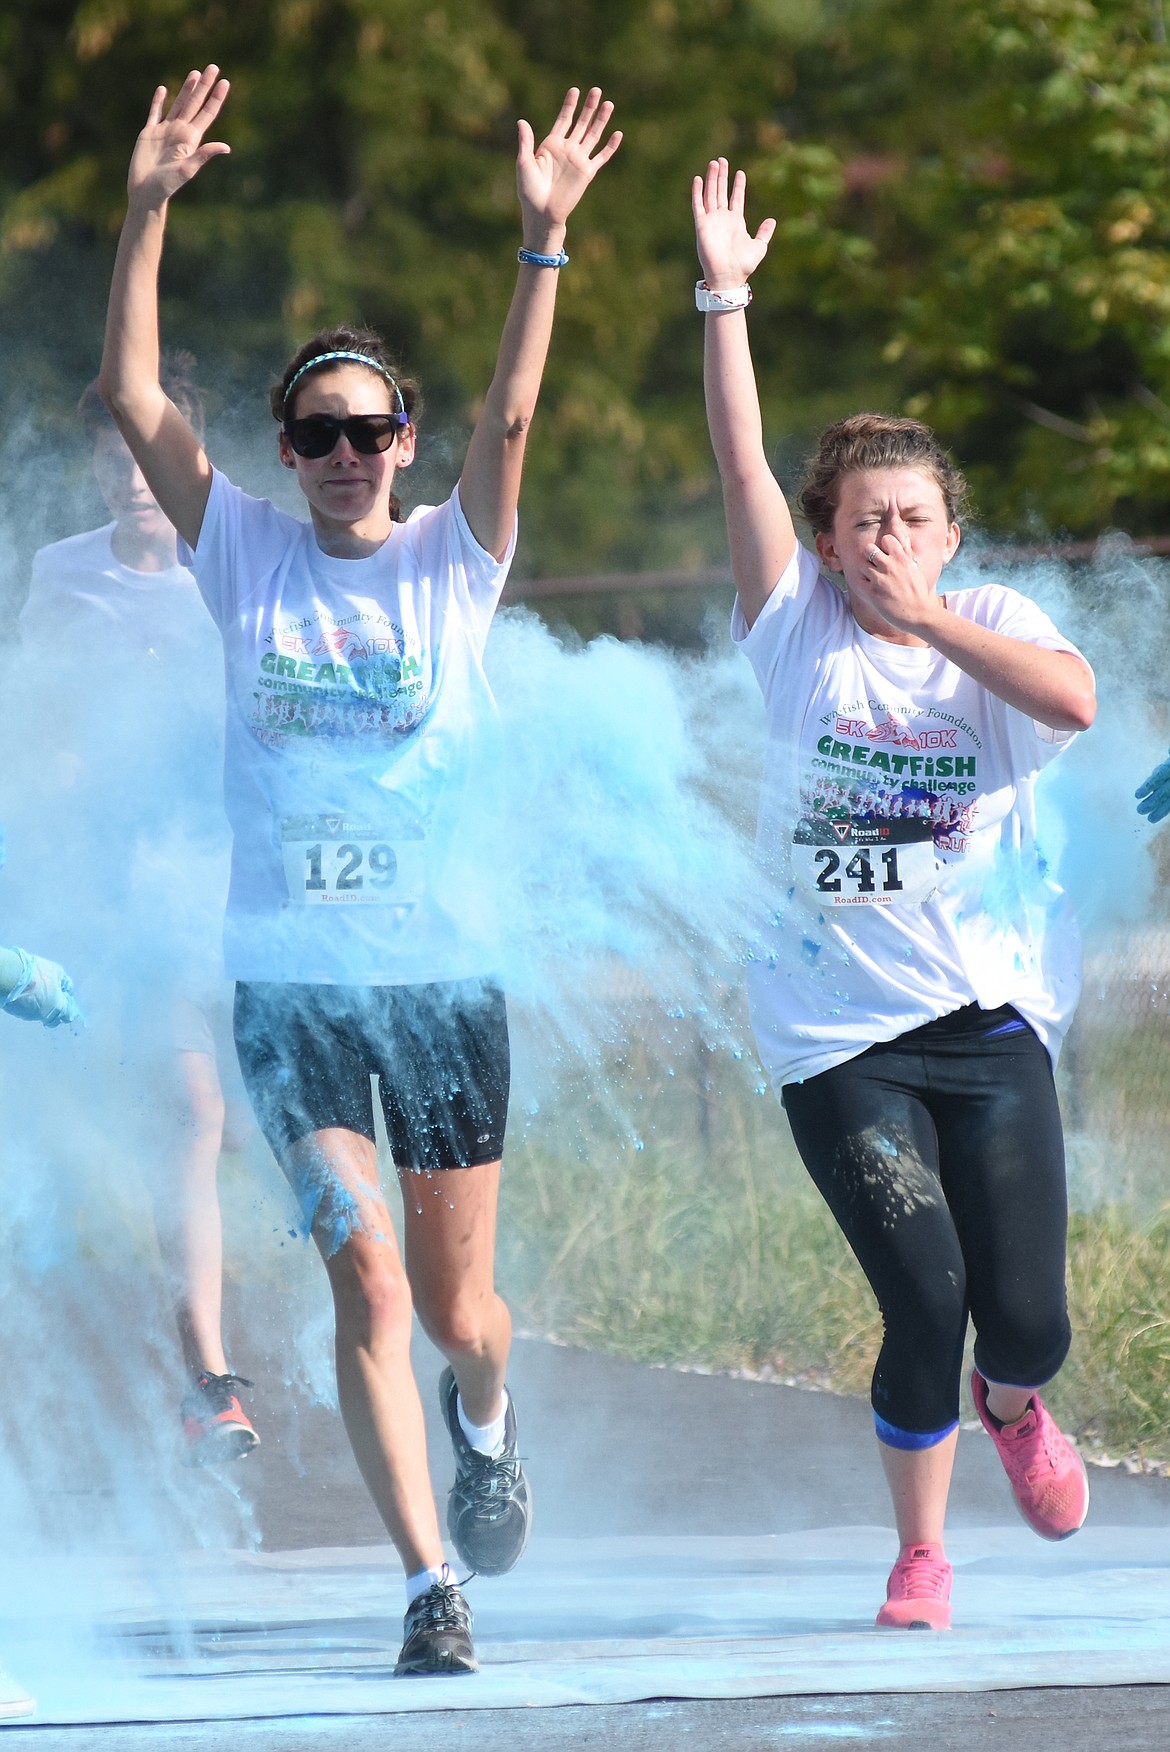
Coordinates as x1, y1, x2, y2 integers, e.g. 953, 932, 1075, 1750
395, 1567, 478, 1676
439, 1366, 532, 1576
181, 1371, 260, 1466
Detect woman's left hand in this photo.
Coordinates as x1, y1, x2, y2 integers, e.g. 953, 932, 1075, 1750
517, 87, 622, 241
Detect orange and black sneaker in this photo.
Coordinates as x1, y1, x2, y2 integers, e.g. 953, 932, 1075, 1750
181, 1370, 260, 1466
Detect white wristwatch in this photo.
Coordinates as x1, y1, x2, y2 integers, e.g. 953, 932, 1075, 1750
695, 280, 752, 312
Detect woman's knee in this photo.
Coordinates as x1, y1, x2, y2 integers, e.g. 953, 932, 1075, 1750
328, 1240, 414, 1347
871, 1276, 969, 1427
412, 1285, 494, 1360
974, 1304, 1071, 1389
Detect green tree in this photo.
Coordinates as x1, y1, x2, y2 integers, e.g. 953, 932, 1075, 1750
2, 0, 1167, 594
0, 0, 824, 580
755, 0, 1170, 535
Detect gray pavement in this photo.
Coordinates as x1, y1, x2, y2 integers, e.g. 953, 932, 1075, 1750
222, 1328, 1170, 1546
6, 1689, 1170, 1752
7, 1333, 1170, 1749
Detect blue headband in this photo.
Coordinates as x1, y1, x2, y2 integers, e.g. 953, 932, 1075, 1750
284, 350, 408, 420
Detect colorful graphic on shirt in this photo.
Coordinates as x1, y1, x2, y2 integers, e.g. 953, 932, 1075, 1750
795, 701, 985, 903
250, 607, 430, 747
808, 702, 982, 846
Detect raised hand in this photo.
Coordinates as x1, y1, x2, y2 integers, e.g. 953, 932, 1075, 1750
692, 159, 776, 290
1136, 750, 1170, 824
517, 87, 622, 240
127, 65, 231, 210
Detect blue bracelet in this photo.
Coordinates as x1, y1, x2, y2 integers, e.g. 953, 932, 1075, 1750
518, 246, 569, 268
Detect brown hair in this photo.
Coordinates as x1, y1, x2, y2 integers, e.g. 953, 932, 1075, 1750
81, 349, 207, 441
798, 413, 968, 537
271, 325, 421, 525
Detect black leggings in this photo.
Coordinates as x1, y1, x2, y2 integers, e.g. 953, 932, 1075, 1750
781, 1004, 1071, 1447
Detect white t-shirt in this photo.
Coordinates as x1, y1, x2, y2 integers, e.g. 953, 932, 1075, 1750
733, 544, 1089, 1088
17, 524, 227, 996
21, 523, 216, 660
181, 470, 515, 986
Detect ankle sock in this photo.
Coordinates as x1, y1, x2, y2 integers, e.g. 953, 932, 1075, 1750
405, 1564, 446, 1607
457, 1390, 509, 1457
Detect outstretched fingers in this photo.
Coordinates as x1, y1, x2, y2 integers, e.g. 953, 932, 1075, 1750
539, 86, 620, 164
693, 157, 776, 282
145, 84, 169, 129
165, 64, 230, 135
129, 63, 231, 204
548, 85, 582, 138
699, 157, 746, 215
588, 122, 622, 171
575, 88, 615, 152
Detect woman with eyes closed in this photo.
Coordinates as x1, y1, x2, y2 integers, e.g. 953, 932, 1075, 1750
693, 158, 1097, 1632
100, 63, 620, 1677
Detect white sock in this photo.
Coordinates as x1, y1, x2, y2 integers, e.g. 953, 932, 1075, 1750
457, 1389, 509, 1457
405, 1564, 446, 1606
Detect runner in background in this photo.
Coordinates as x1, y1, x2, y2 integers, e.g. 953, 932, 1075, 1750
19, 360, 258, 1464
99, 64, 620, 1674
693, 157, 1096, 1630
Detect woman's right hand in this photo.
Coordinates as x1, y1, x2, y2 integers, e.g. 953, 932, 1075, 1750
127, 65, 231, 210
691, 158, 776, 290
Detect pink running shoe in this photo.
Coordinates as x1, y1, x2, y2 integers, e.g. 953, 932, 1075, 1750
875, 1541, 952, 1630
970, 1369, 1089, 1540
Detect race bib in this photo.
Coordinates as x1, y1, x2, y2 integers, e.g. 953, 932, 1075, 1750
280, 814, 425, 907
792, 816, 937, 907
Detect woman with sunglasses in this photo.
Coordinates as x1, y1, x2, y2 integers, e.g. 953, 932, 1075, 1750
100, 64, 621, 1676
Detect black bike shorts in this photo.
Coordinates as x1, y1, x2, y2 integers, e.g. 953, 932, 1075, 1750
233, 977, 509, 1172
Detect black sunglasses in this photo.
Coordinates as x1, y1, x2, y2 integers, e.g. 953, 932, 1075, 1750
283, 412, 409, 459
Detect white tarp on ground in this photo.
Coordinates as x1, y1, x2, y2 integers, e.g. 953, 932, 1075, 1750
6, 1527, 1170, 1722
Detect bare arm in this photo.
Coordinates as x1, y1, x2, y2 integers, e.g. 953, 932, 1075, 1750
854, 537, 1097, 732
692, 160, 791, 631
100, 67, 231, 551
919, 610, 1094, 731
458, 88, 622, 560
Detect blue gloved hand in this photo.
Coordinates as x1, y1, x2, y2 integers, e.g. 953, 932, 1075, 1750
1136, 751, 1170, 824
1, 948, 83, 1027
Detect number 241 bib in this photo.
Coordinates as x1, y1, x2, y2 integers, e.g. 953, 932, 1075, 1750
792, 816, 937, 907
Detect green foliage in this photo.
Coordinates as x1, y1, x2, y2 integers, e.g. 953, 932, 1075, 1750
1, 0, 1169, 581
0, 0, 826, 577
764, 0, 1170, 534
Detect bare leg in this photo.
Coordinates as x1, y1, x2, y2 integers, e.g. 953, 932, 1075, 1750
878, 1429, 959, 1548
400, 1160, 511, 1426
284, 1126, 444, 1576
152, 1048, 229, 1377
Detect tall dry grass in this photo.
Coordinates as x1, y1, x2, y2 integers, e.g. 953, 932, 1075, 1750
497, 1013, 1170, 1464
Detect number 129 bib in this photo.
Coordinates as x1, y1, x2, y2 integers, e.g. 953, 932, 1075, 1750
792, 816, 937, 907
281, 814, 425, 906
